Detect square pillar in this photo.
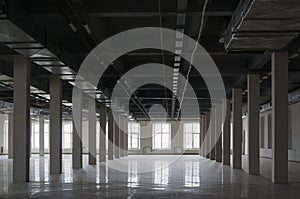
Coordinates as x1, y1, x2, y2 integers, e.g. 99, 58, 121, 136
223, 100, 231, 165
39, 115, 45, 157
120, 116, 125, 157
205, 111, 211, 158
210, 105, 215, 160
88, 98, 97, 165
99, 103, 107, 162
72, 88, 82, 169
247, 74, 260, 175
124, 118, 128, 156
215, 103, 222, 163
8, 112, 13, 159
13, 57, 30, 182
50, 75, 62, 174
107, 109, 114, 160
271, 52, 288, 184
232, 89, 242, 169
114, 114, 120, 159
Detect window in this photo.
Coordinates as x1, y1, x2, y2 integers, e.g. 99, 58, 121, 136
63, 122, 72, 149
3, 120, 8, 151
183, 123, 200, 149
128, 122, 140, 150
153, 123, 171, 150
31, 122, 39, 149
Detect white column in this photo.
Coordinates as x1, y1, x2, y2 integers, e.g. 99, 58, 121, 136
39, 115, 45, 157
223, 100, 231, 165
13, 57, 30, 182
124, 118, 128, 156
8, 112, 13, 159
232, 88, 242, 169
215, 103, 222, 162
205, 111, 210, 158
271, 52, 288, 184
99, 103, 107, 162
120, 116, 125, 157
50, 75, 62, 174
210, 105, 215, 160
107, 109, 114, 160
199, 116, 204, 156
114, 114, 120, 159
247, 74, 260, 174
88, 98, 96, 165
72, 88, 82, 169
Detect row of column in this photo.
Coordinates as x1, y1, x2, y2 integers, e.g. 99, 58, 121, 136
12, 57, 130, 182
199, 52, 288, 184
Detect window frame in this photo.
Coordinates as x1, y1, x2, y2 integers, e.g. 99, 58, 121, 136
183, 123, 200, 150
152, 122, 171, 150
128, 122, 140, 150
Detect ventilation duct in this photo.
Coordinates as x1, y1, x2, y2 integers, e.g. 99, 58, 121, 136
224, 0, 300, 51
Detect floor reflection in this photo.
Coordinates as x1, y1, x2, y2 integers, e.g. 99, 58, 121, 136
184, 161, 200, 187
154, 161, 169, 186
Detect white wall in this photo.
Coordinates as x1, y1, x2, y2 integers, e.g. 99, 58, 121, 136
242, 100, 300, 162
129, 121, 199, 154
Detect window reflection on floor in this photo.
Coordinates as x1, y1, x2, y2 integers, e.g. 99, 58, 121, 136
154, 161, 169, 185
128, 161, 139, 187
184, 161, 200, 187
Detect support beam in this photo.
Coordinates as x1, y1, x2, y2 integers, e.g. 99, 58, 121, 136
50, 75, 62, 174
120, 116, 125, 157
124, 118, 128, 156
88, 98, 97, 165
215, 103, 222, 162
72, 88, 82, 169
223, 100, 231, 165
205, 111, 211, 158
8, 112, 13, 159
247, 74, 260, 174
210, 105, 216, 160
39, 115, 45, 157
232, 89, 242, 169
271, 52, 288, 184
99, 104, 107, 162
13, 57, 30, 182
114, 114, 120, 159
107, 109, 114, 160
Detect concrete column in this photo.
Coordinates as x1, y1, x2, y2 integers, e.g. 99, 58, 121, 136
99, 103, 107, 162
247, 74, 260, 175
120, 116, 125, 157
13, 57, 30, 182
199, 116, 204, 156
8, 112, 13, 159
210, 105, 215, 160
232, 89, 242, 169
88, 98, 96, 165
215, 103, 222, 162
205, 111, 211, 158
114, 114, 120, 159
271, 52, 288, 184
50, 75, 62, 174
39, 115, 45, 157
124, 118, 128, 156
72, 88, 82, 169
107, 109, 114, 160
223, 100, 231, 165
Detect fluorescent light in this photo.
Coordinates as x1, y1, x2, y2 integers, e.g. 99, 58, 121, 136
175, 49, 182, 55
175, 56, 181, 62
68, 22, 77, 32
174, 63, 180, 67
174, 68, 179, 72
176, 41, 183, 48
83, 23, 92, 34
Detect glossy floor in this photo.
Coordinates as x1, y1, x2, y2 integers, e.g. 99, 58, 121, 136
0, 155, 300, 198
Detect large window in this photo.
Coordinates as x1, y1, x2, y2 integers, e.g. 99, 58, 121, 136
128, 122, 140, 150
63, 122, 72, 149
153, 123, 171, 150
183, 123, 200, 149
31, 122, 39, 149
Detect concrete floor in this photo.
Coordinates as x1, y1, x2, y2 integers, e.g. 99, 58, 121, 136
0, 155, 300, 198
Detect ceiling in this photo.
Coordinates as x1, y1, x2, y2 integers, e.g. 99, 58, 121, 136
0, 0, 300, 120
